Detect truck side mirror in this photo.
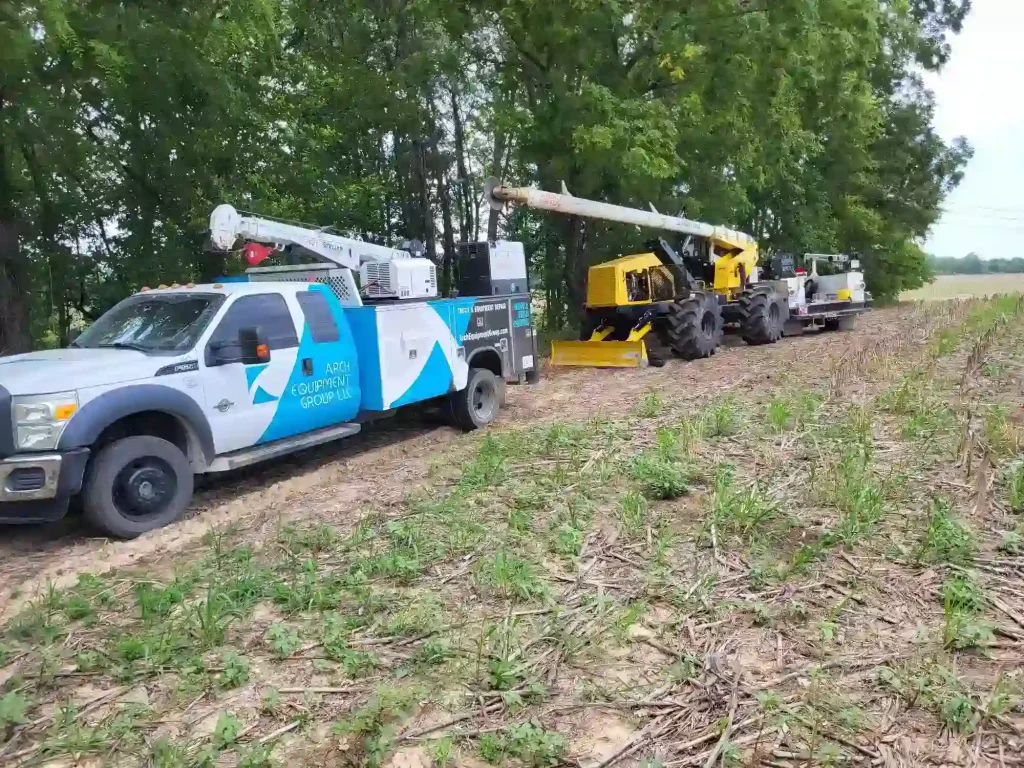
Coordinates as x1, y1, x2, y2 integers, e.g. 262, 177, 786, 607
239, 327, 271, 365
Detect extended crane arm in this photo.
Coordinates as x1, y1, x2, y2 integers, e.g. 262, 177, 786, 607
484, 178, 755, 248
209, 204, 410, 271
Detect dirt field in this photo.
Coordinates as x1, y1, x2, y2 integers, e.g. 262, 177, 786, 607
3, 300, 1024, 768
902, 274, 1024, 301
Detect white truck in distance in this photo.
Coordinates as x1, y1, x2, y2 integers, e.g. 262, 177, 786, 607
0, 207, 537, 538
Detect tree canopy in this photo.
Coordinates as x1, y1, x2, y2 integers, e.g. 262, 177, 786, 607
0, 0, 973, 351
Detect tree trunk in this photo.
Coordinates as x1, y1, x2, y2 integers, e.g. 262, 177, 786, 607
450, 84, 475, 242
487, 126, 507, 242
414, 138, 437, 262
434, 150, 457, 295
0, 104, 32, 355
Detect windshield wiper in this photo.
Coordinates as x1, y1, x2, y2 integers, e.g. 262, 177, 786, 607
97, 342, 153, 353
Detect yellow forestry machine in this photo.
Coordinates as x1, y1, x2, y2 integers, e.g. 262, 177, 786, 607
484, 179, 872, 367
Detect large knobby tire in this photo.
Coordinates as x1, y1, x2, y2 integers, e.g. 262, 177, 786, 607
739, 288, 787, 345
83, 436, 194, 539
451, 367, 501, 431
660, 292, 723, 360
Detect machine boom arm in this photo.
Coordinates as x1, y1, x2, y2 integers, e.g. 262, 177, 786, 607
485, 178, 754, 247
209, 204, 410, 271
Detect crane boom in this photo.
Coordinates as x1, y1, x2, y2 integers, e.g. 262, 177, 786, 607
209, 204, 411, 271
484, 178, 754, 248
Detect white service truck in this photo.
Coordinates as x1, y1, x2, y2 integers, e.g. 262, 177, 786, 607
0, 207, 538, 538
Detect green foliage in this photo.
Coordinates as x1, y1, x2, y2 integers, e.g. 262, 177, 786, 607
707, 465, 780, 544
633, 392, 664, 419
704, 399, 740, 438
916, 498, 976, 566
766, 396, 793, 433
1008, 463, 1024, 514
630, 436, 690, 501
212, 712, 243, 749
941, 574, 993, 650
476, 551, 547, 601
618, 491, 649, 535
879, 661, 980, 733
478, 722, 567, 767
0, 0, 973, 349
831, 447, 884, 547
218, 652, 250, 689
265, 624, 302, 658
0, 691, 29, 727
333, 685, 420, 767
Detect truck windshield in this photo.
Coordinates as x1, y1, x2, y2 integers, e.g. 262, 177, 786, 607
75, 294, 225, 354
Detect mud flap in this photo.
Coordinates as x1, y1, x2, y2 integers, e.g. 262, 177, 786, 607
550, 340, 649, 368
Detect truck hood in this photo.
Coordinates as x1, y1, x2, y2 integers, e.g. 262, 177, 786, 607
0, 348, 182, 396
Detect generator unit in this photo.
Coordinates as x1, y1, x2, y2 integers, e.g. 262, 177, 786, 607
360, 259, 438, 300
458, 241, 529, 297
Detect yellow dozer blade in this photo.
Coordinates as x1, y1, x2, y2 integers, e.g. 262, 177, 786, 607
550, 340, 649, 368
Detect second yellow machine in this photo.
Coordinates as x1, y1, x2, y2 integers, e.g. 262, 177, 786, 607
485, 179, 871, 367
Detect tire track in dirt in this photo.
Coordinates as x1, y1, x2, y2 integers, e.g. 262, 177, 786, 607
0, 308, 904, 620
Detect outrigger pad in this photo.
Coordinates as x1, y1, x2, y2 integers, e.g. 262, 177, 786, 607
550, 340, 649, 368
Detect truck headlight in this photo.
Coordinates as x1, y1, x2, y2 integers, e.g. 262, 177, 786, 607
12, 392, 78, 451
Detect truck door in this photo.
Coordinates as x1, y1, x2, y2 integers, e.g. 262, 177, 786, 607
258, 285, 362, 443
202, 292, 301, 455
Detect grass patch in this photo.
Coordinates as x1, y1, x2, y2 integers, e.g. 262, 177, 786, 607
630, 428, 691, 500
940, 574, 993, 650
878, 661, 980, 734
476, 551, 547, 601
766, 395, 793, 432
916, 498, 976, 566
706, 465, 781, 548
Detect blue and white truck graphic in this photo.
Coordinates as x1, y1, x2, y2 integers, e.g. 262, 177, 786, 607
0, 206, 537, 538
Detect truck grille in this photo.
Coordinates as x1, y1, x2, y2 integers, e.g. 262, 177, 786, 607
0, 385, 12, 460
6, 466, 46, 492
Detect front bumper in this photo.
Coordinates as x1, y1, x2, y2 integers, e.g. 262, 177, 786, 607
0, 449, 89, 523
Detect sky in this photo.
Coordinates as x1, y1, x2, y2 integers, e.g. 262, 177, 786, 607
923, 0, 1024, 260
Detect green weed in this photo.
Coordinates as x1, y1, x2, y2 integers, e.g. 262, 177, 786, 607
831, 447, 884, 547
213, 711, 242, 749
878, 661, 980, 733
1009, 463, 1024, 513
476, 551, 547, 601
265, 624, 302, 658
218, 652, 250, 689
619, 491, 649, 534
941, 573, 993, 650
333, 685, 421, 767
630, 449, 689, 501
766, 396, 793, 432
478, 721, 567, 767
634, 391, 665, 418
705, 399, 740, 437
916, 498, 976, 566
1000, 530, 1023, 555
707, 466, 780, 544
0, 691, 28, 727
985, 405, 1017, 457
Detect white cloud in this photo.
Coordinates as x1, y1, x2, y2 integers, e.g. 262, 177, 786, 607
923, 0, 1024, 260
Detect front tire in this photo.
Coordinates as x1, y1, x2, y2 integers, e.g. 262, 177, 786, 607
83, 436, 194, 539
451, 367, 501, 431
739, 288, 787, 345
660, 292, 723, 360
